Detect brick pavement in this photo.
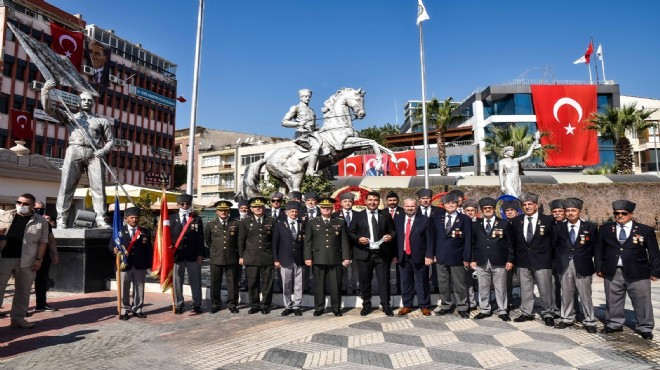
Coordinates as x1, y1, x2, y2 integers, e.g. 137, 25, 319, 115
1, 278, 659, 369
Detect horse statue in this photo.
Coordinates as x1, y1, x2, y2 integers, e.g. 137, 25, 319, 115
239, 88, 398, 199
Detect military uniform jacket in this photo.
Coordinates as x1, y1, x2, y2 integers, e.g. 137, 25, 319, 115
204, 217, 239, 265
169, 213, 204, 262
553, 220, 597, 276
510, 213, 555, 270
433, 211, 472, 266
595, 221, 660, 280
304, 216, 351, 265
348, 209, 396, 261
238, 215, 275, 266
273, 218, 305, 266
109, 225, 153, 270
471, 217, 514, 267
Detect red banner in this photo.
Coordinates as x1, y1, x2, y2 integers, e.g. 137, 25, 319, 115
10, 109, 33, 140
531, 85, 599, 166
50, 21, 84, 72
389, 150, 417, 176
363, 154, 390, 176
152, 192, 173, 292
338, 155, 363, 176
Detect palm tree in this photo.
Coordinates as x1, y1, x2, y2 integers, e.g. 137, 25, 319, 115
482, 124, 554, 175
587, 103, 657, 174
413, 97, 460, 176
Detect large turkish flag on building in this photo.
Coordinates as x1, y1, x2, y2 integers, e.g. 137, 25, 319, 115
338, 155, 363, 176
531, 85, 599, 166
50, 21, 84, 72
10, 109, 33, 140
389, 150, 417, 176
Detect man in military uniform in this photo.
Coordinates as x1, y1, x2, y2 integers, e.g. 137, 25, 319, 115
305, 197, 351, 316
170, 193, 205, 314
282, 89, 321, 176
273, 201, 305, 316
205, 201, 240, 314
238, 196, 276, 314
111, 207, 153, 320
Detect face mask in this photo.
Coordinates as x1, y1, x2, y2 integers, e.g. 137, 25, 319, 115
16, 205, 30, 215
34, 208, 45, 216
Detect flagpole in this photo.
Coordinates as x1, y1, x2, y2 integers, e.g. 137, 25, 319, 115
591, 37, 599, 84
419, 23, 430, 188
185, 0, 205, 197
599, 44, 607, 81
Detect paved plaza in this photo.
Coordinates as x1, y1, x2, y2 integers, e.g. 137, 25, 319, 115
1, 277, 659, 369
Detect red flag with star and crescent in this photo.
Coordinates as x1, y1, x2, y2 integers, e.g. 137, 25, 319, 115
338, 155, 363, 176
151, 191, 173, 292
10, 109, 33, 140
389, 150, 417, 176
531, 85, 599, 166
50, 21, 84, 72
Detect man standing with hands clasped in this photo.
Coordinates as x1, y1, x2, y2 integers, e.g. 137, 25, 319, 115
205, 201, 240, 314
273, 201, 305, 316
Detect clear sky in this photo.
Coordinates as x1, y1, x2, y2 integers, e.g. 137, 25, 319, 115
49, 0, 660, 139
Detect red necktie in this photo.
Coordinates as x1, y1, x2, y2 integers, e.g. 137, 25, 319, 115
405, 217, 412, 255
390, 209, 395, 218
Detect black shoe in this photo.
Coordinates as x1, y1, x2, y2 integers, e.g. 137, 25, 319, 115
229, 307, 239, 314
211, 306, 220, 314
175, 307, 184, 315
474, 313, 491, 320
498, 314, 511, 322
35, 304, 58, 312
383, 307, 394, 317
543, 317, 555, 327
360, 307, 371, 316
313, 310, 324, 317
193, 306, 202, 314
514, 314, 534, 322
261, 308, 271, 315
459, 310, 470, 318
554, 321, 573, 329
133, 312, 147, 319
341, 289, 348, 295
281, 308, 293, 316
294, 309, 303, 316
585, 326, 597, 333
333, 310, 342, 317
636, 330, 653, 340
355, 289, 361, 295
435, 308, 454, 316
120, 313, 130, 320
248, 307, 260, 314
0, 312, 6, 318
601, 327, 623, 334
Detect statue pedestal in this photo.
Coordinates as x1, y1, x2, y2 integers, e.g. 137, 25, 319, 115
51, 228, 114, 293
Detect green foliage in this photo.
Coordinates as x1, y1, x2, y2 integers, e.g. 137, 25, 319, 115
301, 174, 335, 196
358, 123, 400, 148
173, 164, 187, 189
257, 176, 280, 198
412, 97, 461, 175
583, 162, 619, 175
132, 194, 157, 230
482, 124, 555, 174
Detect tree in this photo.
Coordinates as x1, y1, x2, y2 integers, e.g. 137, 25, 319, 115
413, 97, 461, 176
173, 164, 187, 189
587, 103, 657, 174
257, 174, 335, 198
358, 123, 400, 148
482, 124, 554, 175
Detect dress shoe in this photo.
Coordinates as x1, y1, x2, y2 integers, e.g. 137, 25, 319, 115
0, 311, 7, 318
420, 308, 432, 316
398, 307, 412, 316
174, 307, 184, 315
118, 314, 128, 320
355, 289, 361, 295
360, 307, 371, 316
211, 306, 221, 314
248, 307, 261, 314
601, 327, 623, 334
133, 312, 147, 319
35, 304, 59, 312
498, 314, 511, 322
229, 307, 239, 314
636, 330, 653, 340
313, 310, 324, 317
10, 318, 34, 328
459, 310, 470, 318
333, 310, 343, 317
281, 308, 294, 316
513, 314, 534, 322
261, 308, 271, 315
341, 289, 348, 295
294, 309, 303, 316
585, 326, 597, 333
435, 308, 454, 316
383, 307, 394, 317
554, 321, 573, 329
193, 306, 203, 314
543, 317, 555, 327
474, 312, 491, 320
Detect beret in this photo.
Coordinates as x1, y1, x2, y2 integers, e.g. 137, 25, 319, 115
612, 199, 635, 212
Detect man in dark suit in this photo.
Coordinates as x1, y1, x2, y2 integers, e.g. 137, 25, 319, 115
433, 192, 472, 318
553, 198, 597, 332
471, 197, 514, 321
549, 198, 566, 319
238, 196, 276, 314
416, 188, 442, 294
170, 193, 205, 314
596, 200, 660, 340
266, 192, 287, 222
349, 191, 396, 316
395, 198, 435, 316
273, 201, 305, 316
334, 192, 361, 295
302, 191, 321, 222
110, 206, 153, 320
510, 192, 556, 326
385, 191, 404, 295
204, 200, 240, 314
305, 197, 351, 316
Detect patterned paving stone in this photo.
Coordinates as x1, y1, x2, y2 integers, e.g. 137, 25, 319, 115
347, 342, 426, 368
521, 329, 579, 345
509, 339, 577, 353
426, 347, 484, 368
473, 347, 519, 368
262, 348, 309, 368
311, 327, 384, 348
554, 347, 603, 367
407, 318, 449, 331
508, 347, 573, 367
493, 331, 534, 347
454, 331, 506, 347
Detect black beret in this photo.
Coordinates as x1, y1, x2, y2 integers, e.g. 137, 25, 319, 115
503, 200, 520, 210
478, 197, 497, 209
304, 191, 319, 201
549, 199, 564, 210
289, 191, 302, 200
238, 200, 248, 207
386, 191, 399, 200
612, 199, 636, 212
285, 200, 300, 211
340, 192, 355, 201
449, 189, 464, 198
562, 197, 583, 210
519, 192, 539, 204
176, 193, 193, 204
441, 192, 459, 204
124, 206, 141, 217
462, 199, 478, 209
416, 188, 433, 198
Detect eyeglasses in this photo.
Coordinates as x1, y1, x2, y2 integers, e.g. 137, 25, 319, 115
178, 202, 190, 206
271, 200, 281, 203
16, 201, 31, 206
613, 211, 630, 216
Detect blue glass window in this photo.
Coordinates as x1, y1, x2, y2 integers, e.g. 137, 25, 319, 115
447, 155, 461, 168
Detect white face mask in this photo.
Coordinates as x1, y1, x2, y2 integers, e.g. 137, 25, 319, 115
16, 205, 30, 215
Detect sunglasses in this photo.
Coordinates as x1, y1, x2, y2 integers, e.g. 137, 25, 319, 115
16, 201, 31, 206
178, 202, 190, 206
613, 211, 630, 216
271, 199, 281, 203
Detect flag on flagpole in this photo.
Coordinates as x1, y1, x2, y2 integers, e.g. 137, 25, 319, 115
151, 191, 173, 292
417, 0, 430, 25
573, 41, 594, 64
596, 43, 603, 61
112, 196, 128, 269
50, 21, 84, 72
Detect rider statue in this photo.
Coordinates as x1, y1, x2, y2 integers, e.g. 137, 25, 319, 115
282, 89, 322, 176
498, 131, 541, 198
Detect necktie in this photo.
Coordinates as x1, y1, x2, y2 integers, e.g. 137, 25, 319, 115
424, 208, 428, 217
345, 211, 351, 225
371, 211, 378, 240
256, 218, 262, 227
390, 209, 395, 218
618, 225, 626, 245
291, 221, 297, 238
485, 219, 492, 234
309, 210, 315, 219
324, 218, 330, 225
182, 214, 187, 225
222, 221, 226, 228
445, 215, 452, 235
273, 210, 278, 219
405, 217, 412, 255
526, 216, 534, 242
570, 225, 576, 244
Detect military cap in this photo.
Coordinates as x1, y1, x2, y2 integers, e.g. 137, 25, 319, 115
449, 189, 465, 198
462, 199, 478, 210
478, 197, 497, 209
386, 191, 399, 200
549, 199, 564, 210
248, 196, 267, 207
441, 192, 459, 204
215, 200, 232, 210
318, 197, 336, 208
289, 191, 302, 200
304, 191, 319, 201
270, 192, 284, 201
519, 192, 539, 204
612, 199, 636, 212
340, 192, 355, 201
124, 206, 141, 217
176, 193, 193, 204
562, 197, 583, 210
285, 200, 300, 211
416, 188, 433, 198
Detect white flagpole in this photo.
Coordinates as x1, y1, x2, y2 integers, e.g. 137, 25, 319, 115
419, 24, 430, 188
599, 44, 607, 81
185, 0, 205, 196
587, 62, 592, 84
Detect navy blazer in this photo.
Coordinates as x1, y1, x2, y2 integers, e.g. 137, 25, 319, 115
272, 218, 305, 266
433, 211, 472, 266
348, 209, 396, 261
386, 206, 406, 225
471, 217, 514, 267
109, 225, 153, 270
169, 213, 205, 262
595, 221, 660, 280
395, 214, 435, 265
510, 213, 555, 270
553, 220, 597, 277
417, 205, 443, 218
266, 208, 287, 222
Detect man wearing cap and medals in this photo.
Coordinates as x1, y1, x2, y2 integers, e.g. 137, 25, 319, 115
510, 192, 556, 326
301, 192, 321, 222
273, 201, 305, 316
305, 197, 351, 316
596, 200, 660, 340
334, 192, 362, 295
552, 198, 597, 332
471, 197, 514, 322
549, 199, 567, 319
110, 207, 153, 320
205, 200, 240, 314
267, 192, 287, 222
238, 196, 276, 314
170, 193, 205, 314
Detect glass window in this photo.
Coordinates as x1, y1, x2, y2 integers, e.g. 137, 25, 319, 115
514, 94, 533, 115
447, 155, 461, 168
597, 94, 612, 113
240, 153, 264, 166
202, 155, 220, 167
461, 154, 475, 167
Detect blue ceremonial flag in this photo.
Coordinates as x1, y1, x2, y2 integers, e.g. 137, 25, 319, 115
112, 196, 127, 268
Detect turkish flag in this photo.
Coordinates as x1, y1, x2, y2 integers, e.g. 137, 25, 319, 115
50, 21, 84, 72
338, 155, 363, 176
389, 150, 417, 176
10, 109, 33, 140
584, 41, 594, 64
152, 192, 174, 292
363, 154, 390, 176
531, 85, 599, 166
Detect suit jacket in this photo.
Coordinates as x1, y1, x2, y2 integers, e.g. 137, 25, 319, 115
348, 209, 396, 261
417, 205, 443, 218
109, 225, 153, 270
169, 213, 205, 262
433, 211, 472, 266
553, 220, 597, 276
304, 216, 351, 265
273, 218, 305, 266
595, 221, 660, 280
394, 214, 435, 265
386, 206, 405, 225
204, 217, 240, 265
510, 213, 555, 270
266, 208, 287, 222
471, 217, 514, 267
300, 206, 321, 223
238, 215, 275, 266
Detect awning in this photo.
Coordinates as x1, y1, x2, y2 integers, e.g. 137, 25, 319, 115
73, 185, 179, 209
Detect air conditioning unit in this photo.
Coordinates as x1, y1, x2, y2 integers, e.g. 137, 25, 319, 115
114, 138, 123, 146
117, 79, 125, 86
82, 65, 95, 76
122, 140, 131, 147
109, 75, 119, 84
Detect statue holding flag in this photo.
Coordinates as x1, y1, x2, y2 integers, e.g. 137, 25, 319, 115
498, 131, 541, 198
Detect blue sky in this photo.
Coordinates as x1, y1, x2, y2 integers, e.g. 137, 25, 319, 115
49, 0, 660, 138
